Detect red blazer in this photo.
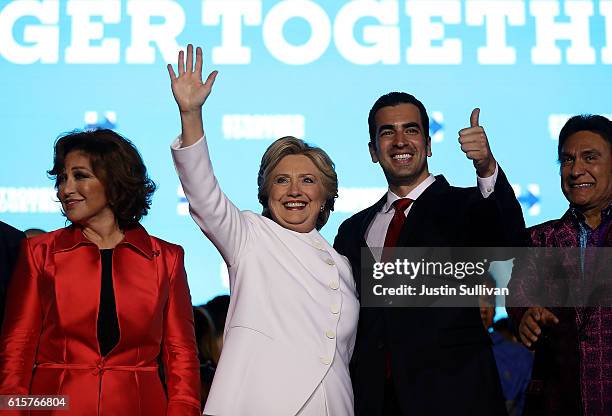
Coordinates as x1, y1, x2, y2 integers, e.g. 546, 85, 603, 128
0, 225, 201, 415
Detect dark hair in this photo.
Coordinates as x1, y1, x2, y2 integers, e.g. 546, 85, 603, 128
193, 306, 218, 361
558, 115, 612, 159
492, 317, 515, 333
48, 129, 156, 229
368, 92, 430, 145
204, 295, 230, 338
193, 306, 215, 348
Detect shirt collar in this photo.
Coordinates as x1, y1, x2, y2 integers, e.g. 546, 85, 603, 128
569, 202, 612, 227
604, 203, 612, 219
569, 207, 586, 224
53, 224, 154, 259
383, 174, 436, 213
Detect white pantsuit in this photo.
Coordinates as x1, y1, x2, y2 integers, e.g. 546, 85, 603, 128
172, 135, 359, 416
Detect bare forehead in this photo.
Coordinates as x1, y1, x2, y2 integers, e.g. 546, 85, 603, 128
272, 154, 320, 175
375, 103, 422, 128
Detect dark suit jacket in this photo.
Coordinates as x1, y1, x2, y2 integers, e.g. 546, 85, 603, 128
334, 168, 525, 416
0, 221, 25, 330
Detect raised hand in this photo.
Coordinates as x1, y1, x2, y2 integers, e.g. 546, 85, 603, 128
167, 44, 218, 114
168, 44, 217, 147
458, 108, 497, 177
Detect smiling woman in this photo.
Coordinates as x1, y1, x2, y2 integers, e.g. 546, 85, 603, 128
257, 137, 338, 232
48, 130, 156, 232
169, 44, 359, 416
56, 151, 110, 225
0, 129, 201, 415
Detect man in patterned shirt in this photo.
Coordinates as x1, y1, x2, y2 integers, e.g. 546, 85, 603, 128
508, 114, 612, 415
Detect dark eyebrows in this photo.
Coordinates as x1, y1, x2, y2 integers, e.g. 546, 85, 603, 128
581, 149, 601, 156
378, 122, 421, 132
558, 149, 602, 162
70, 166, 93, 172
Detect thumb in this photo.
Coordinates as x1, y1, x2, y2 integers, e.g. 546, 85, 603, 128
470, 108, 480, 128
205, 70, 218, 88
541, 308, 560, 325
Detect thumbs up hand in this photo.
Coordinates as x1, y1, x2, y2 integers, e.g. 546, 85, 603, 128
458, 108, 497, 177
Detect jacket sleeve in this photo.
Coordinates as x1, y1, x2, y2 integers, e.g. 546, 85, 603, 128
0, 223, 25, 336
507, 238, 540, 333
0, 238, 42, 395
467, 166, 527, 249
333, 220, 348, 256
492, 167, 527, 246
171, 134, 252, 268
162, 246, 201, 416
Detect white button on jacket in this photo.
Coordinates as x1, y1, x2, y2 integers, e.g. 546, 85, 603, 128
172, 135, 359, 416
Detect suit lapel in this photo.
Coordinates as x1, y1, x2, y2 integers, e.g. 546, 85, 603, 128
396, 175, 450, 247
352, 195, 386, 297
360, 194, 387, 247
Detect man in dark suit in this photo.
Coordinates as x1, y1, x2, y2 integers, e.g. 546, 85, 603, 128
334, 92, 525, 415
0, 221, 25, 329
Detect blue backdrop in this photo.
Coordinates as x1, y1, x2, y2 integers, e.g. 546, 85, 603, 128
1, 0, 610, 307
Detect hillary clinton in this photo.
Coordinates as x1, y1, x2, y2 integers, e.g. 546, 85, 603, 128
169, 45, 359, 416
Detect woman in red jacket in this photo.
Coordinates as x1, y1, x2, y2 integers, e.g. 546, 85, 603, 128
0, 130, 201, 415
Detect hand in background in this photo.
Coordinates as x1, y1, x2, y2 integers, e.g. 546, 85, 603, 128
518, 306, 559, 348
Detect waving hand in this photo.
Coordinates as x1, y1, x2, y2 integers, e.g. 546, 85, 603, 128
167, 44, 218, 146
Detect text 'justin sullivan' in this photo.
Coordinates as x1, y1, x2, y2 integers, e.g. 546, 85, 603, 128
373, 284, 509, 297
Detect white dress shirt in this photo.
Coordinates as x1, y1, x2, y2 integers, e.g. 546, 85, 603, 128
366, 165, 499, 259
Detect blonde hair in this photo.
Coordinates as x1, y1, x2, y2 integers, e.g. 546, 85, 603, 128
257, 136, 338, 230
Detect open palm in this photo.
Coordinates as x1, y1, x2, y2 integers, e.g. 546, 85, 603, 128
167, 44, 217, 113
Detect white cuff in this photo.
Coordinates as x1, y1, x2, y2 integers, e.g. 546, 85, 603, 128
170, 134, 206, 151
477, 162, 498, 199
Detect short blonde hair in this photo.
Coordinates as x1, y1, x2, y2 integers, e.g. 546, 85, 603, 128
257, 136, 338, 230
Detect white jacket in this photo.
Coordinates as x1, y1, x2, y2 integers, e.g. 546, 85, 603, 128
171, 135, 358, 416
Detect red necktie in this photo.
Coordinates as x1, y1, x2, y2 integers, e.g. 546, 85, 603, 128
383, 198, 413, 251
382, 198, 413, 379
